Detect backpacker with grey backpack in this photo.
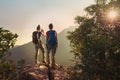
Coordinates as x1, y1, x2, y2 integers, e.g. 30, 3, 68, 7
32, 31, 42, 44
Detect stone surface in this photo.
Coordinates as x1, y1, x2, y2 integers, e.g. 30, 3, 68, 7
20, 64, 69, 80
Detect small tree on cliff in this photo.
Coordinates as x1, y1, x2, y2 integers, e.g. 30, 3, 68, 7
0, 27, 18, 80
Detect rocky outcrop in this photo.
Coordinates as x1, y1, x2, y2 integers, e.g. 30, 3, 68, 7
20, 64, 69, 80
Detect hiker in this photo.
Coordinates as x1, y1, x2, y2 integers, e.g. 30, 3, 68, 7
46, 23, 58, 68
32, 25, 45, 64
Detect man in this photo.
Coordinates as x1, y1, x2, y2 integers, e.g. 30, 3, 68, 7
46, 23, 58, 68
32, 25, 45, 64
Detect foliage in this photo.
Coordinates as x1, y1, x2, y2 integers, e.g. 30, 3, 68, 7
0, 27, 25, 80
67, 0, 120, 80
0, 27, 18, 58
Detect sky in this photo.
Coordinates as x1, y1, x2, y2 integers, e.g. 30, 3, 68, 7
0, 0, 94, 45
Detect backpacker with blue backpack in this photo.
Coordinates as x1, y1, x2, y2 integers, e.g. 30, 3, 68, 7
47, 30, 57, 45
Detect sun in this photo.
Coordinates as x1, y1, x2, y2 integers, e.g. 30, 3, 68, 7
107, 10, 117, 20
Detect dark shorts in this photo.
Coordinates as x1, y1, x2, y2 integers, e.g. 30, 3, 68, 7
35, 40, 45, 53
47, 44, 57, 54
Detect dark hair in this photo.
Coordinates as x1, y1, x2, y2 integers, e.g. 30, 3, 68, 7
37, 25, 40, 30
49, 23, 53, 29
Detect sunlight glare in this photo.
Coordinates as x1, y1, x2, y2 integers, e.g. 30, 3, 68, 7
107, 10, 117, 20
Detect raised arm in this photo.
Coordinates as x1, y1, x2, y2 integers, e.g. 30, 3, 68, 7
41, 29, 45, 36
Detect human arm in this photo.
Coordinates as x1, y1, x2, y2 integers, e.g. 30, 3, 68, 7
46, 31, 49, 48
55, 31, 58, 47
41, 29, 45, 36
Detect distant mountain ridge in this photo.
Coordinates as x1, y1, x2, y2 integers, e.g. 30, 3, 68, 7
10, 26, 76, 65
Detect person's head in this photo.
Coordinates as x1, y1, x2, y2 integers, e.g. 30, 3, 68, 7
49, 23, 53, 30
37, 25, 40, 30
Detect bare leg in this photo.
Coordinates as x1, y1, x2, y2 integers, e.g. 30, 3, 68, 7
35, 44, 39, 64
39, 43, 45, 63
46, 45, 51, 66
51, 45, 56, 67
51, 51, 55, 67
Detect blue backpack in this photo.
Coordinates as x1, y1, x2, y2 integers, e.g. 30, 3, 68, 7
47, 30, 57, 45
